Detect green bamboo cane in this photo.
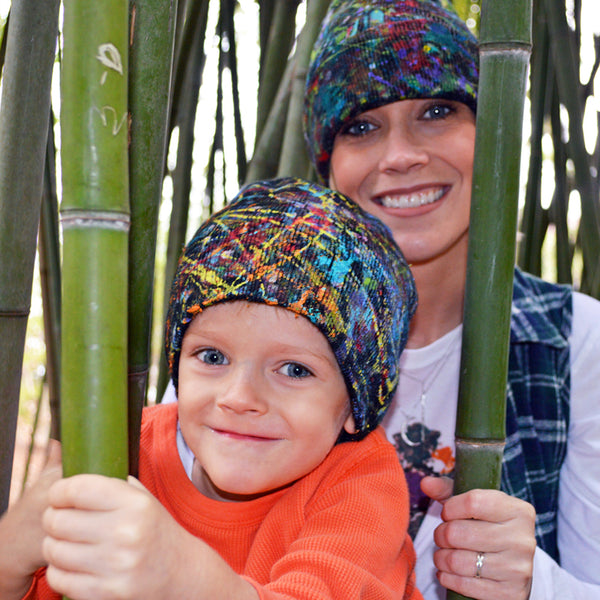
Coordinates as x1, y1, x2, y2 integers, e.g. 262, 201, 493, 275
0, 9, 8, 75
246, 57, 293, 183
60, 0, 129, 487
21, 372, 46, 495
450, 2, 532, 598
39, 115, 62, 442
169, 0, 208, 133
0, 0, 60, 515
205, 53, 225, 214
549, 88, 573, 285
543, 0, 600, 297
127, 0, 177, 476
258, 0, 275, 81
156, 1, 208, 400
205, 7, 227, 213
255, 0, 300, 143
517, 0, 550, 276
277, 0, 332, 178
222, 0, 247, 185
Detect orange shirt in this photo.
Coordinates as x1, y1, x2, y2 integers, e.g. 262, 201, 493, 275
25, 403, 422, 600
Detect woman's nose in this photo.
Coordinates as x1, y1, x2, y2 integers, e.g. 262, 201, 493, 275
215, 366, 268, 415
377, 129, 429, 174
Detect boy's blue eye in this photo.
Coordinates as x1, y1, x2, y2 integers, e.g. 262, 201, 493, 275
198, 348, 227, 365
282, 363, 312, 379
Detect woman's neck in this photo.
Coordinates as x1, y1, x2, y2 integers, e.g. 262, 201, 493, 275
405, 250, 468, 349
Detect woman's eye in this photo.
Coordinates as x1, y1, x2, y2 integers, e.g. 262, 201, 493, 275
198, 348, 227, 366
341, 119, 377, 137
422, 103, 453, 120
280, 363, 312, 379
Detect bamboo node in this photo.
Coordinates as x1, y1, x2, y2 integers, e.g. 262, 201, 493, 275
60, 210, 131, 232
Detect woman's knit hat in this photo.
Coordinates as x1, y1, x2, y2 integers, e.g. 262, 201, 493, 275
304, 0, 479, 182
165, 177, 417, 441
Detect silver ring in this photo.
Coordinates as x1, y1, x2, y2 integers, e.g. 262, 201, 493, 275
475, 552, 485, 578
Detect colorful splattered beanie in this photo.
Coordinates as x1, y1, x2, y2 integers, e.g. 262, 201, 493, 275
304, 0, 479, 182
165, 177, 417, 441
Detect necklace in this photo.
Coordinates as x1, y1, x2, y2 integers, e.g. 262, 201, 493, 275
398, 339, 457, 447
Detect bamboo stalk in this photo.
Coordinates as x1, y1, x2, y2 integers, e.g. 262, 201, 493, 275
39, 114, 62, 442
127, 0, 177, 476
221, 0, 247, 185
156, 2, 208, 400
169, 0, 208, 133
246, 57, 293, 183
450, 2, 532, 597
257, 0, 275, 81
518, 0, 550, 276
549, 87, 573, 284
277, 0, 332, 178
60, 0, 129, 487
1, 10, 8, 74
20, 372, 46, 495
0, 0, 60, 515
254, 0, 300, 143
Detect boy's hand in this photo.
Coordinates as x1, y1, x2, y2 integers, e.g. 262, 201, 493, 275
0, 439, 62, 600
421, 475, 536, 600
42, 473, 259, 600
42, 474, 181, 600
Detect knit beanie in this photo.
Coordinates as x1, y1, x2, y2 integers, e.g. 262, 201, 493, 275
165, 177, 417, 441
304, 0, 479, 182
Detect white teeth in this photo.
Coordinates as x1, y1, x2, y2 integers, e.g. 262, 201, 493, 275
379, 187, 445, 209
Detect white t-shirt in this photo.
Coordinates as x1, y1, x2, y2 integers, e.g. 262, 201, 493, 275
162, 292, 600, 598
382, 291, 600, 599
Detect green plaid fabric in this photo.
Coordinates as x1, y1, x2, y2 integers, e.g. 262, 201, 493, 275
502, 267, 572, 562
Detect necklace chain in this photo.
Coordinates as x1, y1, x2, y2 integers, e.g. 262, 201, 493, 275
398, 339, 456, 446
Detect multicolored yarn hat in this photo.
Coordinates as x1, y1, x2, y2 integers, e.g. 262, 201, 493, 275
304, 0, 479, 182
165, 177, 417, 441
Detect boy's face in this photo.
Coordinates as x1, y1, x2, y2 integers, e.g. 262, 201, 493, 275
177, 300, 355, 502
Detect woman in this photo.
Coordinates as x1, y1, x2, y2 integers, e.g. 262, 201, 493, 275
303, 1, 600, 599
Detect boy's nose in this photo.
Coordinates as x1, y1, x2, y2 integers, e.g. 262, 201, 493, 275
216, 367, 268, 415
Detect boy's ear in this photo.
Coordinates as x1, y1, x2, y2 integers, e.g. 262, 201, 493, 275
342, 412, 356, 435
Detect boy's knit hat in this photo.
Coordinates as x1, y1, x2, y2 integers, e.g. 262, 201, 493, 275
165, 177, 417, 441
304, 0, 479, 182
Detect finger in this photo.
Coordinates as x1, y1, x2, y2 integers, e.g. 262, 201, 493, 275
127, 475, 147, 491
43, 505, 115, 545
45, 562, 123, 600
421, 475, 453, 503
441, 488, 536, 524
435, 549, 505, 581
436, 569, 508, 600
434, 518, 496, 552
48, 475, 134, 511
434, 516, 531, 553
46, 439, 62, 468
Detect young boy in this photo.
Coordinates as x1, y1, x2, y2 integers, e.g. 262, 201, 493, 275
0, 177, 420, 600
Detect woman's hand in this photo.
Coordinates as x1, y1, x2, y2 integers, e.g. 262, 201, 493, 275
422, 475, 536, 600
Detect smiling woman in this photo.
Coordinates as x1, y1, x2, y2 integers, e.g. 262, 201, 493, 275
329, 98, 475, 277
302, 2, 600, 600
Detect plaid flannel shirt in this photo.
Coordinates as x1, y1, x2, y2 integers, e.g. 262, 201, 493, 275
501, 268, 572, 562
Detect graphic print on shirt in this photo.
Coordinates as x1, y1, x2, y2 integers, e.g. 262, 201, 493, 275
391, 423, 455, 538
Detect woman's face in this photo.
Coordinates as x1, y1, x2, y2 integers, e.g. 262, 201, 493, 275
329, 99, 476, 268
